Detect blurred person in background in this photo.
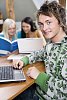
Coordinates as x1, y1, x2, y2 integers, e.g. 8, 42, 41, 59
0, 18, 20, 41
18, 17, 46, 46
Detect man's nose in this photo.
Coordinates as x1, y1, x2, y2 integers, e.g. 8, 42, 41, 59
42, 24, 48, 31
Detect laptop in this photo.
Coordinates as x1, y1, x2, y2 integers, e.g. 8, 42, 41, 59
0, 66, 26, 83
17, 38, 43, 53
7, 38, 43, 60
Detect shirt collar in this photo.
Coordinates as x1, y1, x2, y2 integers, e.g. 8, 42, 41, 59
48, 36, 67, 45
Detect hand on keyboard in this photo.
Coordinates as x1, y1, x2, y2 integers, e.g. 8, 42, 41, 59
13, 60, 24, 69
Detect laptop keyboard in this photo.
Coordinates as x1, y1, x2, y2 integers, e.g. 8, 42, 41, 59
0, 66, 13, 80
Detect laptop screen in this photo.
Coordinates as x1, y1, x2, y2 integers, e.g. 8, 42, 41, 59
17, 38, 43, 53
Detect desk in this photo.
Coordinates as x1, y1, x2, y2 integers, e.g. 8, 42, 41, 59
0, 56, 45, 100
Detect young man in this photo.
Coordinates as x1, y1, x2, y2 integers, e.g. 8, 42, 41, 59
13, 1, 67, 100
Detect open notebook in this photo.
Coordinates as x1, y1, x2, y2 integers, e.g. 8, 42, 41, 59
0, 66, 26, 83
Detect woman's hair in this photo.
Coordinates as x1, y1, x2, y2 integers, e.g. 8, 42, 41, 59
37, 1, 67, 33
21, 17, 37, 38
3, 18, 16, 39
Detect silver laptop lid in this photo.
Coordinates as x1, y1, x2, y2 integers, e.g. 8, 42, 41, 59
17, 38, 43, 53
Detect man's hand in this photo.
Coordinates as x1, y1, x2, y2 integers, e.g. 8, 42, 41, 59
27, 66, 40, 79
13, 59, 24, 69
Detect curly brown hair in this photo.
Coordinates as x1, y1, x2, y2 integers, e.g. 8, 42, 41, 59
37, 1, 67, 33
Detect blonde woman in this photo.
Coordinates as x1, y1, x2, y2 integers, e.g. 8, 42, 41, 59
0, 18, 17, 41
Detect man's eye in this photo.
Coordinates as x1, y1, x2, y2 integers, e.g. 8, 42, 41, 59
38, 22, 43, 26
47, 21, 51, 25
38, 22, 44, 28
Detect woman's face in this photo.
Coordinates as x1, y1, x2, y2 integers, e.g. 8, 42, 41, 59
8, 23, 16, 37
21, 22, 31, 33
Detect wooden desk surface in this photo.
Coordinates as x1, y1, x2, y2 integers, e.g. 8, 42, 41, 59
0, 56, 45, 100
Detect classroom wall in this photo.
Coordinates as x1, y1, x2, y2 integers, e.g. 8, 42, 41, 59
0, 0, 7, 20
14, 0, 38, 21
0, 0, 66, 21
0, 0, 37, 21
